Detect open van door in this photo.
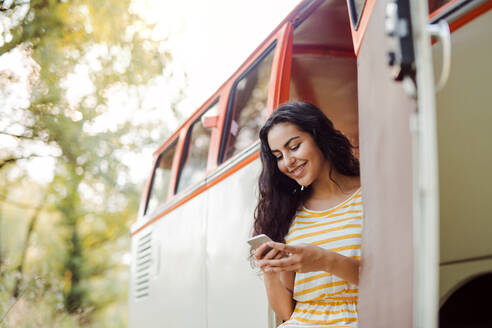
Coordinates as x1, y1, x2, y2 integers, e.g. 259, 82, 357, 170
355, 0, 441, 326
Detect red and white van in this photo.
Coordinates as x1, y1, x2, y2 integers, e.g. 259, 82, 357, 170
129, 0, 492, 327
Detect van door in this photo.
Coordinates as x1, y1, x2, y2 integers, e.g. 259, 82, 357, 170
354, 0, 440, 327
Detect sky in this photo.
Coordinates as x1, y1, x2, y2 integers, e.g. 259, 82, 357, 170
133, 0, 301, 117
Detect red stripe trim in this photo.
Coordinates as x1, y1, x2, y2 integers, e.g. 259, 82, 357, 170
449, 0, 492, 32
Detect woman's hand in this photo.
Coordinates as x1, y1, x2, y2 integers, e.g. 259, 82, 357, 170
254, 242, 286, 273
259, 241, 360, 285
258, 242, 329, 273
255, 242, 296, 320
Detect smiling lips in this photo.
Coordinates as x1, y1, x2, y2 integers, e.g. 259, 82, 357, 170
289, 162, 306, 178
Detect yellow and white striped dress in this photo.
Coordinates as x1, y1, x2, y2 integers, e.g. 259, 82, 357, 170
280, 188, 362, 328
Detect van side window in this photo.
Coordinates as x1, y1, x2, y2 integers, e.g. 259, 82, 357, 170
176, 100, 219, 193
220, 43, 276, 163
347, 0, 367, 29
145, 140, 178, 215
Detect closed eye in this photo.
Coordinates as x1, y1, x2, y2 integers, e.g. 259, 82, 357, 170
290, 143, 300, 151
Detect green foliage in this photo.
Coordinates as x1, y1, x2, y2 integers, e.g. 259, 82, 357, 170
0, 0, 182, 326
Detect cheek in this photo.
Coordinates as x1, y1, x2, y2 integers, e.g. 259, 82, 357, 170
277, 161, 287, 175
306, 148, 324, 174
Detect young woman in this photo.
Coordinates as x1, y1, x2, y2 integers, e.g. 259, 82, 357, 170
253, 101, 362, 327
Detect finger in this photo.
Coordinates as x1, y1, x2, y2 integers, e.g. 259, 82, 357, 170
266, 263, 300, 273
260, 256, 297, 268
261, 247, 280, 260
264, 251, 285, 264
254, 243, 271, 260
273, 251, 284, 259
267, 242, 300, 254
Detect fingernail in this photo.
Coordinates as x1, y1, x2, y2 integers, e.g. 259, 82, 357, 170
264, 268, 270, 272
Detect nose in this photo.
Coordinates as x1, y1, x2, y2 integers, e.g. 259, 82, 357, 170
284, 153, 296, 167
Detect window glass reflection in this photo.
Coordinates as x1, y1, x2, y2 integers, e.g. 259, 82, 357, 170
348, 0, 367, 29
176, 101, 218, 192
222, 45, 275, 162
146, 140, 178, 215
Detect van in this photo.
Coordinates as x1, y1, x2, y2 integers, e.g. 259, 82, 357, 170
129, 0, 492, 326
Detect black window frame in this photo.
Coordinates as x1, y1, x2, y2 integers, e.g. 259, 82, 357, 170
347, 0, 367, 30
218, 40, 277, 165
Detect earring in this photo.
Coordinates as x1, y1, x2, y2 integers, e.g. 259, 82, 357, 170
301, 185, 305, 191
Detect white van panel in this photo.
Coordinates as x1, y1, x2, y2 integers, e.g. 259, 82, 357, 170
129, 192, 208, 327
206, 159, 270, 327
130, 158, 269, 327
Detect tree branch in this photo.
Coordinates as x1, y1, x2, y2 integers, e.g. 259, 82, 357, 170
0, 152, 60, 169
0, 0, 29, 12
0, 3, 35, 56
0, 23, 26, 56
0, 131, 36, 140
0, 155, 39, 169
12, 200, 44, 298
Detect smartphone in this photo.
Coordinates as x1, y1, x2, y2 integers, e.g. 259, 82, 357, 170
247, 234, 273, 258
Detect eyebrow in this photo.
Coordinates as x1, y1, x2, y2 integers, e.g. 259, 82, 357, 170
271, 136, 300, 153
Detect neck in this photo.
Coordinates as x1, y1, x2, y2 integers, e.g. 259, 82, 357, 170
310, 164, 358, 199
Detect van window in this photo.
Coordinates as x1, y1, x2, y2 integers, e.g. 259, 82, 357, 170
145, 140, 178, 215
176, 100, 219, 193
220, 43, 276, 163
347, 0, 367, 29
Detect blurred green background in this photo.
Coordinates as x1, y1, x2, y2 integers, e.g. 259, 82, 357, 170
0, 0, 182, 326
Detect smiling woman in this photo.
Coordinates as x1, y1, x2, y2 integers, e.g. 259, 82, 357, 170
253, 101, 362, 327
254, 102, 360, 244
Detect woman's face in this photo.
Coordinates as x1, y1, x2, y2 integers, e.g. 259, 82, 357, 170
267, 122, 327, 187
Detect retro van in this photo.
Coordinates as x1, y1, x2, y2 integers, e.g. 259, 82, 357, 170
129, 0, 492, 326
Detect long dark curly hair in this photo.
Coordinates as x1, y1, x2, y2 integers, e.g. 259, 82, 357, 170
253, 101, 360, 243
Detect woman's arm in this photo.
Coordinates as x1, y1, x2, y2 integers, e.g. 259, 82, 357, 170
259, 242, 360, 285
263, 271, 296, 320
255, 243, 296, 320
321, 251, 359, 285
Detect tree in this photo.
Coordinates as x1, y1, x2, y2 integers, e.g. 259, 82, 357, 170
0, 0, 184, 325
